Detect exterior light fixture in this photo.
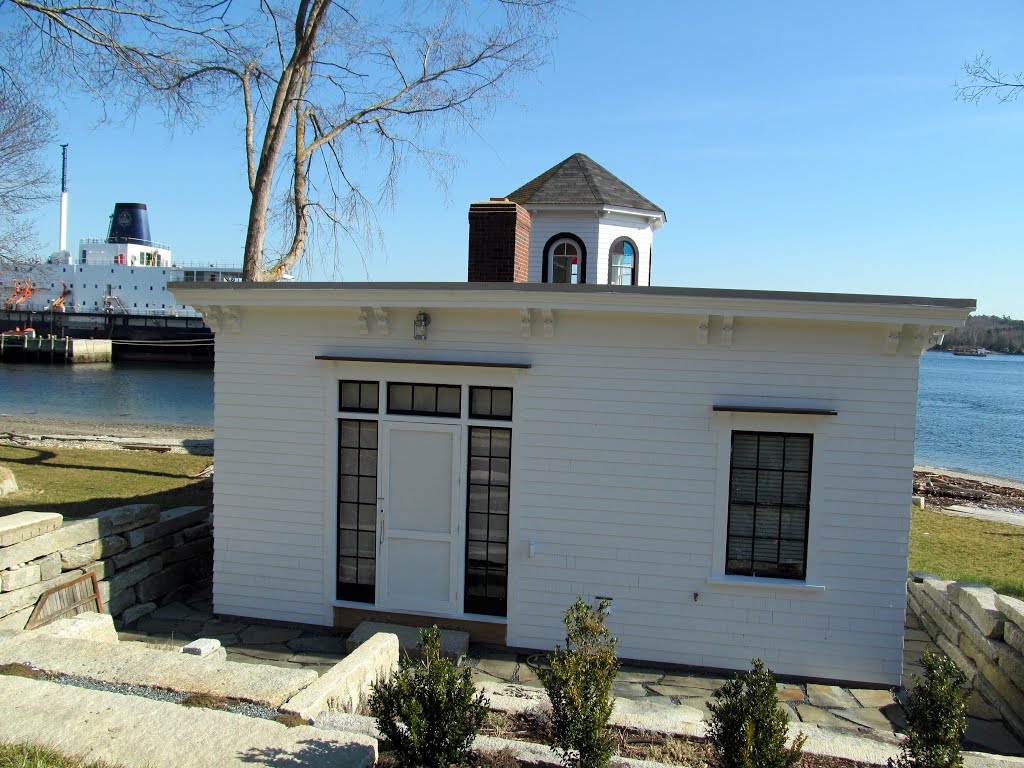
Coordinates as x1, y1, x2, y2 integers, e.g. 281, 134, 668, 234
414, 311, 431, 340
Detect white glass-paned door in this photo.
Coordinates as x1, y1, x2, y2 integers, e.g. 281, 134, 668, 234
379, 421, 461, 614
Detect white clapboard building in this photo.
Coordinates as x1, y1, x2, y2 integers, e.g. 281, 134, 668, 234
173, 154, 973, 685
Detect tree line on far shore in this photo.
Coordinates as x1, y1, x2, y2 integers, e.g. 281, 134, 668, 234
934, 314, 1024, 354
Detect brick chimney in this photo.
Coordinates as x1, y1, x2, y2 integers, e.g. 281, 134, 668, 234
467, 198, 531, 282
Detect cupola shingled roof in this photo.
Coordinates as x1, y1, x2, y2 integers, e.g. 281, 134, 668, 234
506, 153, 665, 218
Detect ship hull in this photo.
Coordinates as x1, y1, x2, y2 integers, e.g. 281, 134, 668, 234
0, 309, 214, 363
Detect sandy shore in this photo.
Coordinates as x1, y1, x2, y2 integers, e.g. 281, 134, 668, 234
0, 415, 213, 443
915, 465, 1024, 493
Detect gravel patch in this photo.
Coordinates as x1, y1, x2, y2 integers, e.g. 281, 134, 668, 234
52, 673, 282, 720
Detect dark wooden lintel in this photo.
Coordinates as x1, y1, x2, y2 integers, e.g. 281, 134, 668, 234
315, 355, 531, 369
712, 405, 838, 416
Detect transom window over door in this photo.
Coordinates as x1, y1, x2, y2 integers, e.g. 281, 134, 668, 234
609, 238, 637, 286
726, 431, 812, 580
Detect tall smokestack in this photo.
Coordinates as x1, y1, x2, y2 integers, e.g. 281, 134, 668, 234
58, 144, 68, 252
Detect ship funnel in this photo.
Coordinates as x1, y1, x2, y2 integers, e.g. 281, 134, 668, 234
59, 144, 68, 252
106, 203, 153, 246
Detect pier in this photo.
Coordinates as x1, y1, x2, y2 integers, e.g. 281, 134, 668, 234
0, 335, 112, 363
0, 310, 213, 363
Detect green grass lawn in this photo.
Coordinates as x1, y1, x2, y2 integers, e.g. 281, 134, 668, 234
910, 507, 1024, 599
0, 445, 212, 519
0, 743, 118, 768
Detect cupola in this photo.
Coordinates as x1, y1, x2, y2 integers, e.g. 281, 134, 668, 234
468, 153, 666, 286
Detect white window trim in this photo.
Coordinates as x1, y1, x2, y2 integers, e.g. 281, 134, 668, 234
608, 238, 637, 286
320, 362, 522, 626
708, 410, 831, 591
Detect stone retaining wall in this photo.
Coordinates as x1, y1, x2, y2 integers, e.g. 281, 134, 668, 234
907, 572, 1024, 740
0, 504, 212, 630
281, 632, 400, 720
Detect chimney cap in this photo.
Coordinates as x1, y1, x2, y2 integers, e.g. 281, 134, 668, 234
489, 197, 510, 202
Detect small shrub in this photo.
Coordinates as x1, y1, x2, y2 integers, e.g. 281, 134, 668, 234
707, 658, 805, 768
538, 597, 620, 768
889, 651, 969, 768
369, 625, 489, 768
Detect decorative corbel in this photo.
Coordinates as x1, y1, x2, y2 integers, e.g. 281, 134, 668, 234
219, 306, 241, 333
194, 305, 239, 334
542, 309, 555, 338
721, 315, 734, 347
357, 307, 370, 336
697, 315, 709, 345
192, 305, 215, 332
884, 325, 902, 354
520, 308, 532, 338
373, 306, 390, 336
910, 325, 950, 356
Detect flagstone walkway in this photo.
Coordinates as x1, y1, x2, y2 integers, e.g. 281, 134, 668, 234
119, 587, 1024, 757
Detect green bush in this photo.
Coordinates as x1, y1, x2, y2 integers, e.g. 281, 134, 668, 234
890, 651, 969, 768
707, 658, 805, 768
538, 597, 620, 768
369, 626, 489, 768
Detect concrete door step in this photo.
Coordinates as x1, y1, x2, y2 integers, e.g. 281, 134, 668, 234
0, 631, 316, 707
0, 675, 376, 768
346, 621, 469, 661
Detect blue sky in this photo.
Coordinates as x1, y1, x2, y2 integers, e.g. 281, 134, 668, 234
29, 1, 1024, 316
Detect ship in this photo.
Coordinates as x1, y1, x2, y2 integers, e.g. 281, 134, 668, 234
952, 347, 989, 357
0, 150, 241, 362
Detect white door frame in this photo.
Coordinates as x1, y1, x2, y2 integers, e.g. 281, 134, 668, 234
378, 419, 463, 615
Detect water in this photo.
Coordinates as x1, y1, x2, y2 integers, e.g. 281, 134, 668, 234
916, 352, 1024, 482
0, 354, 1021, 481
0, 361, 213, 426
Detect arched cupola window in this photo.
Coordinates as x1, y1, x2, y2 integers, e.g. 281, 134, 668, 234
542, 233, 587, 284
609, 238, 638, 286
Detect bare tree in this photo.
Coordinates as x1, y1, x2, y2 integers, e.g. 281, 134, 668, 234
1, 1, 565, 281
0, 85, 53, 272
956, 53, 1024, 104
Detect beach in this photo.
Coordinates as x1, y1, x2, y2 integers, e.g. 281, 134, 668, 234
0, 416, 213, 455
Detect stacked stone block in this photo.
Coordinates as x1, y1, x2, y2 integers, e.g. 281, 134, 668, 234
907, 572, 1024, 740
0, 504, 212, 630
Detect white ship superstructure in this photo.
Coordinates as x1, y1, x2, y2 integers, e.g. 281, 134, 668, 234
4, 202, 240, 316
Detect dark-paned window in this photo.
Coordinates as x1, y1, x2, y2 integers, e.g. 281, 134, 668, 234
339, 380, 379, 412
726, 431, 812, 580
387, 383, 460, 417
465, 427, 511, 616
469, 387, 513, 420
337, 419, 378, 602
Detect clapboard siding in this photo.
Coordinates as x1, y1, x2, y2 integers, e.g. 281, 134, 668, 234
198, 296, 948, 684
526, 212, 600, 283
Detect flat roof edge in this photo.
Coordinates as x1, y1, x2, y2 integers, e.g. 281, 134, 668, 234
173, 281, 976, 311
